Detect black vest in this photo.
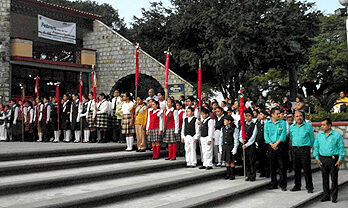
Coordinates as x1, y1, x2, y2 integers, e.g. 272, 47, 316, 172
184, 117, 197, 137
256, 120, 265, 144
215, 116, 224, 130
201, 118, 210, 137
244, 121, 256, 145
72, 100, 79, 120
222, 125, 236, 146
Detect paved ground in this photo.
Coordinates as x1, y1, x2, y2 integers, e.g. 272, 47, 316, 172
306, 183, 348, 208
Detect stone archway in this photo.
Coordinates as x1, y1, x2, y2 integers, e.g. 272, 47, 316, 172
110, 73, 164, 99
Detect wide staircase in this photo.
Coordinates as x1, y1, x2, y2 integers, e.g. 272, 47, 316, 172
0, 143, 347, 208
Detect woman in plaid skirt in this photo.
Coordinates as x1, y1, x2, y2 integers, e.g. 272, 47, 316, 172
96, 93, 109, 143
163, 98, 179, 160
121, 92, 135, 151
146, 100, 163, 159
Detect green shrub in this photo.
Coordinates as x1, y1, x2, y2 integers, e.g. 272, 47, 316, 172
307, 112, 348, 122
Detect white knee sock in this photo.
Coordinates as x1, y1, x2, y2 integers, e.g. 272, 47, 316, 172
74, 131, 80, 142
65, 130, 71, 142
129, 136, 134, 150
38, 133, 42, 142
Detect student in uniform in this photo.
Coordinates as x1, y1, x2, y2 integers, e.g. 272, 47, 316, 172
240, 109, 258, 181
163, 98, 179, 160
40, 97, 51, 142
80, 95, 90, 143
146, 100, 163, 159
199, 108, 214, 170
51, 96, 60, 143
96, 93, 109, 143
181, 107, 200, 167
34, 98, 43, 142
313, 118, 346, 203
184, 97, 199, 118
87, 93, 97, 143
0, 103, 6, 142
61, 94, 71, 142
255, 110, 269, 178
111, 90, 122, 142
213, 107, 225, 167
134, 96, 148, 152
121, 92, 135, 150
70, 94, 81, 143
11, 100, 21, 141
175, 101, 185, 157
219, 115, 239, 180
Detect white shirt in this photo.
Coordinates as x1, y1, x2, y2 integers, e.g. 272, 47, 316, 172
121, 101, 134, 115
146, 108, 163, 131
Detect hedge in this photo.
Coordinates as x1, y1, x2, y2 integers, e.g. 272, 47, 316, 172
307, 112, 348, 122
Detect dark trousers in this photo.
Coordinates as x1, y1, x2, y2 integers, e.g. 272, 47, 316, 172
293, 146, 313, 190
245, 145, 257, 180
112, 120, 121, 142
269, 144, 287, 188
320, 155, 339, 201
257, 144, 269, 176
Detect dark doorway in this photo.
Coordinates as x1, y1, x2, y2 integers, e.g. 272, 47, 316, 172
110, 74, 164, 99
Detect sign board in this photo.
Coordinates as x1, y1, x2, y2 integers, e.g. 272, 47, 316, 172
168, 84, 185, 100
38, 15, 76, 44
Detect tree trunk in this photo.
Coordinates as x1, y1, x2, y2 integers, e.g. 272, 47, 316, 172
289, 66, 298, 101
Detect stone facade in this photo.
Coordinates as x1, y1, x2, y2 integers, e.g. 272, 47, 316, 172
0, 0, 11, 102
312, 125, 348, 169
83, 20, 193, 96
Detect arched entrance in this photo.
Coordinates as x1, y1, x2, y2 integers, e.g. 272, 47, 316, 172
110, 74, 164, 99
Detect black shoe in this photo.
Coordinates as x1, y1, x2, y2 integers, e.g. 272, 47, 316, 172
321, 198, 330, 202
307, 189, 313, 193
229, 175, 235, 180
245, 178, 250, 181
170, 158, 176, 160
250, 178, 256, 182
206, 166, 213, 170
191, 165, 196, 168
332, 199, 337, 203
281, 187, 287, 191
136, 149, 140, 152
267, 186, 278, 190
139, 149, 146, 152
186, 165, 191, 168
290, 187, 301, 192
199, 166, 206, 169
260, 173, 266, 177
165, 158, 170, 160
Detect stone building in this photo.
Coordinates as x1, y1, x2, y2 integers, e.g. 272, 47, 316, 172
0, 0, 193, 102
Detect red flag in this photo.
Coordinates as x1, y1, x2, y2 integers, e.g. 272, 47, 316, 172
198, 60, 202, 108
20, 85, 25, 112
238, 88, 247, 140
79, 72, 83, 101
165, 51, 171, 89
135, 45, 140, 87
34, 76, 40, 98
56, 85, 60, 114
91, 65, 97, 102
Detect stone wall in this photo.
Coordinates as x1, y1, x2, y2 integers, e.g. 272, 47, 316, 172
83, 20, 194, 96
0, 0, 11, 102
312, 124, 348, 169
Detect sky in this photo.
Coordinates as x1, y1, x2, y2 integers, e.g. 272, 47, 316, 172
94, 0, 342, 26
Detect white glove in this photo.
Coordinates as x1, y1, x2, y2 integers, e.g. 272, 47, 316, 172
219, 145, 222, 154
232, 147, 237, 155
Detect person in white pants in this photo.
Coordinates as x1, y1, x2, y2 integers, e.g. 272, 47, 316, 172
181, 107, 200, 167
0, 104, 7, 141
213, 107, 225, 166
199, 108, 215, 170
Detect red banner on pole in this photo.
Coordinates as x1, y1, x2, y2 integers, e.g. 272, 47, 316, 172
56, 85, 60, 114
165, 52, 171, 89
91, 65, 97, 102
198, 60, 202, 108
79, 72, 83, 101
135, 45, 140, 87
239, 88, 247, 140
34, 76, 40, 98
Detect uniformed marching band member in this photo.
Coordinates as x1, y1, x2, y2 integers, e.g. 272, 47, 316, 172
80, 95, 90, 143
96, 93, 109, 143
181, 107, 200, 167
255, 110, 269, 178
40, 97, 51, 142
87, 92, 97, 143
289, 111, 314, 193
175, 101, 185, 157
198, 107, 214, 170
121, 92, 135, 149
134, 96, 148, 152
163, 98, 179, 160
313, 118, 346, 203
0, 104, 6, 141
51, 96, 60, 143
219, 115, 239, 180
34, 97, 43, 142
146, 100, 163, 159
264, 107, 288, 191
240, 109, 258, 181
213, 107, 225, 167
61, 94, 71, 142
70, 94, 81, 143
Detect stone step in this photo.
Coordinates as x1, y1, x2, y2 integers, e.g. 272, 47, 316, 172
2, 166, 225, 208
0, 142, 127, 161
0, 158, 186, 196
0, 150, 165, 176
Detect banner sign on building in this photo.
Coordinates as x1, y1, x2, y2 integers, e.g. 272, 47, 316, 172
38, 15, 76, 44
168, 84, 185, 100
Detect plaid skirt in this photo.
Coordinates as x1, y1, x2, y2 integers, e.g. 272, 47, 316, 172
96, 113, 109, 129
121, 114, 135, 135
163, 128, 177, 143
148, 128, 162, 142
87, 111, 95, 128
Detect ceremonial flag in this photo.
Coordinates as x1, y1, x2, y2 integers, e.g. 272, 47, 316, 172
165, 51, 171, 89
135, 45, 140, 87
56, 84, 60, 114
20, 85, 25, 111
91, 65, 97, 102
198, 60, 202, 108
79, 72, 83, 101
238, 88, 247, 140
34, 76, 40, 98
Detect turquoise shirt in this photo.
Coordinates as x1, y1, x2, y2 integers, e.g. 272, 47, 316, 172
264, 119, 287, 144
289, 121, 315, 147
313, 129, 346, 160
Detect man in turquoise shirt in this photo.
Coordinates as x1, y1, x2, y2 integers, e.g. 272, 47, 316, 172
313, 118, 346, 203
264, 108, 288, 191
289, 111, 314, 193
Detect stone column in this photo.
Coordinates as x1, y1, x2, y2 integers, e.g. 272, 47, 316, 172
0, 0, 11, 102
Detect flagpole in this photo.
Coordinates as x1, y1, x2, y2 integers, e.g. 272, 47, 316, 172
239, 84, 246, 178
20, 84, 25, 142
135, 44, 140, 101
198, 59, 202, 121
163, 48, 172, 136
56, 83, 60, 134
79, 72, 83, 143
